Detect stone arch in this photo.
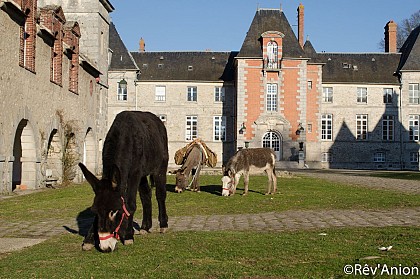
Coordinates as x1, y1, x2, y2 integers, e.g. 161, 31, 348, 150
45, 129, 63, 184
62, 132, 79, 185
83, 128, 96, 174
12, 119, 37, 190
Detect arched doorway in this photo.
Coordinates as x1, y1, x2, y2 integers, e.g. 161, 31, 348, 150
46, 129, 62, 184
83, 128, 96, 174
13, 119, 37, 190
262, 131, 282, 160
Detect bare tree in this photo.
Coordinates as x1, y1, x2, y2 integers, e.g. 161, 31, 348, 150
379, 10, 420, 51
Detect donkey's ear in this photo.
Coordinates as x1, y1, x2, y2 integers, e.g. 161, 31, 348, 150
79, 163, 99, 193
111, 165, 121, 190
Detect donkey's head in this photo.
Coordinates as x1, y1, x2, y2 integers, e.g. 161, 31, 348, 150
79, 163, 130, 252
172, 167, 188, 193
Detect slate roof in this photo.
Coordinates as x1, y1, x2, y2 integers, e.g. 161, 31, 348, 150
396, 24, 420, 73
238, 9, 305, 58
309, 52, 401, 84
109, 22, 138, 71
130, 51, 238, 82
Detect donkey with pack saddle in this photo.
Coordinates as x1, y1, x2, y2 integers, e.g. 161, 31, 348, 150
222, 148, 277, 196
172, 139, 217, 193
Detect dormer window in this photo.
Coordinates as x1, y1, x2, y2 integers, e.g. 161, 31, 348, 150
267, 41, 278, 69
117, 79, 128, 101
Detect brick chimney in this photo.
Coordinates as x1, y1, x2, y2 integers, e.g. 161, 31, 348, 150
297, 3, 304, 48
139, 37, 145, 52
384, 20, 397, 53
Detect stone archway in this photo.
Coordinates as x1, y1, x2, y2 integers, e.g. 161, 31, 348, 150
45, 129, 63, 184
83, 128, 96, 174
13, 119, 37, 190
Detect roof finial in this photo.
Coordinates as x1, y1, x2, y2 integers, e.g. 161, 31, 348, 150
280, 3, 283, 12
257, 2, 260, 12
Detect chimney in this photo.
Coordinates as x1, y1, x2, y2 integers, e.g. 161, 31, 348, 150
139, 37, 145, 52
384, 20, 397, 53
297, 3, 304, 48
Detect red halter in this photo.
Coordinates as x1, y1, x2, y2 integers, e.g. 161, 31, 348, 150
99, 196, 131, 241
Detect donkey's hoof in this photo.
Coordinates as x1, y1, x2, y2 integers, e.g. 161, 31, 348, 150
82, 243, 94, 251
139, 229, 149, 235
160, 227, 168, 234
124, 239, 134, 245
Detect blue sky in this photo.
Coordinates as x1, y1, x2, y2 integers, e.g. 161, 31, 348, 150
110, 0, 419, 53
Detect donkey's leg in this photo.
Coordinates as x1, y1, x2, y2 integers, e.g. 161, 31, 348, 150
265, 169, 273, 195
243, 171, 250, 195
232, 173, 241, 195
272, 168, 277, 194
138, 176, 152, 233
82, 216, 97, 251
153, 171, 168, 233
193, 164, 202, 192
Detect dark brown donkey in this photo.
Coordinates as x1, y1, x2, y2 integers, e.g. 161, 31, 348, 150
79, 111, 169, 252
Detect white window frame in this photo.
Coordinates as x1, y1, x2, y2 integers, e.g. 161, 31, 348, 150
117, 80, 127, 101
187, 86, 197, 102
213, 116, 226, 141
382, 115, 394, 141
185, 116, 198, 141
155, 86, 166, 102
409, 115, 419, 142
266, 41, 278, 69
357, 87, 367, 103
321, 152, 332, 162
383, 88, 393, 104
409, 83, 419, 104
356, 114, 368, 140
321, 114, 333, 141
373, 152, 385, 162
214, 86, 225, 102
322, 87, 333, 103
410, 152, 419, 163
266, 83, 278, 111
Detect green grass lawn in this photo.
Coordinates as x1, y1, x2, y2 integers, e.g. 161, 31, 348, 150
0, 173, 419, 278
0, 227, 418, 278
1, 175, 419, 221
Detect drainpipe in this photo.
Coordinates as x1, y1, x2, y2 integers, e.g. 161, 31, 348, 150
398, 80, 403, 170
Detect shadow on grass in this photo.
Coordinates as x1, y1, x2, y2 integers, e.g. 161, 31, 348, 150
63, 207, 94, 237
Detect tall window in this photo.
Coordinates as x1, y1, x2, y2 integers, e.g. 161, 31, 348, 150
409, 83, 419, 104
321, 114, 333, 140
322, 87, 333, 103
213, 116, 226, 141
266, 83, 278, 111
187, 86, 197, 102
214, 86, 224, 102
383, 88, 393, 104
155, 86, 166, 102
409, 115, 419, 141
321, 152, 332, 162
382, 115, 394, 141
266, 41, 278, 69
356, 114, 368, 140
20, 0, 37, 72
357, 87, 367, 103
117, 79, 127, 101
185, 116, 198, 141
